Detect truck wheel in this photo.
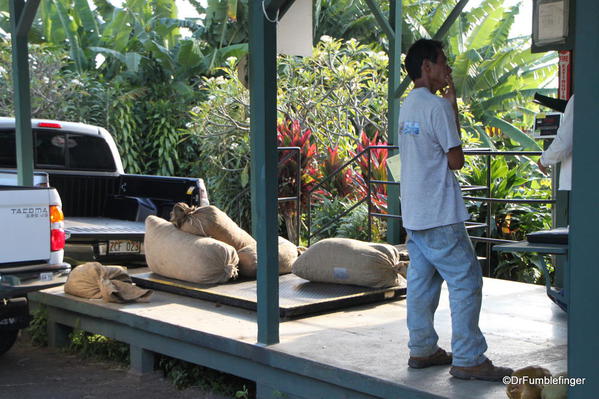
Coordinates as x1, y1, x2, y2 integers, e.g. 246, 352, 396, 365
0, 330, 19, 355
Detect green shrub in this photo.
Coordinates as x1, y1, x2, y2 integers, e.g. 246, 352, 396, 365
158, 355, 254, 396
337, 202, 387, 242
309, 197, 348, 241
67, 328, 129, 365
25, 306, 48, 347
185, 39, 391, 235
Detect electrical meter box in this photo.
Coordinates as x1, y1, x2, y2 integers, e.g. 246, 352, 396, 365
534, 112, 562, 138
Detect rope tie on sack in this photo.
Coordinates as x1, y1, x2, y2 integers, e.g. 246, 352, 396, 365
170, 203, 207, 236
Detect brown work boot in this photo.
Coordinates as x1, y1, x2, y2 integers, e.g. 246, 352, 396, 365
450, 359, 513, 382
408, 348, 453, 369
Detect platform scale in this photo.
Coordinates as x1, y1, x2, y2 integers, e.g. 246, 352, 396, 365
133, 272, 406, 319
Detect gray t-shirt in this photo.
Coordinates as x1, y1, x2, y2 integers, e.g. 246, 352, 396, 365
397, 87, 469, 230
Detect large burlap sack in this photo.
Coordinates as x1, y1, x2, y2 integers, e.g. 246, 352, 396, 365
237, 236, 298, 278
541, 372, 568, 399
507, 366, 552, 399
291, 238, 403, 288
170, 203, 255, 250
393, 243, 410, 278
64, 262, 153, 303
145, 215, 238, 284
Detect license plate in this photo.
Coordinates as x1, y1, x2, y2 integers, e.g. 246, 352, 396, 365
108, 240, 142, 254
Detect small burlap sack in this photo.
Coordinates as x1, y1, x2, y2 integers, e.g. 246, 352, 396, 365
64, 262, 153, 303
291, 238, 404, 288
393, 243, 410, 278
237, 236, 298, 278
507, 366, 552, 399
145, 215, 238, 284
170, 203, 255, 250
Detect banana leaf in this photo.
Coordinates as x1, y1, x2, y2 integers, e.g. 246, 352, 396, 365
484, 114, 541, 151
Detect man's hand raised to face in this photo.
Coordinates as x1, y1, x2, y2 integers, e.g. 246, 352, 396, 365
441, 74, 457, 107
441, 73, 461, 134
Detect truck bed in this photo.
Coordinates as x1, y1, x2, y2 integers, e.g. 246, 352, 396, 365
65, 217, 145, 241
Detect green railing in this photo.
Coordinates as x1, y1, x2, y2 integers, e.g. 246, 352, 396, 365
305, 146, 556, 277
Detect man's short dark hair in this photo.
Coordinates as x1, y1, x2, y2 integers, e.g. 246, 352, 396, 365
405, 39, 444, 81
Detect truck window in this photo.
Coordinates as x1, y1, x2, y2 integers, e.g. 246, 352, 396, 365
67, 134, 116, 171
0, 128, 116, 171
0, 130, 16, 167
35, 130, 66, 168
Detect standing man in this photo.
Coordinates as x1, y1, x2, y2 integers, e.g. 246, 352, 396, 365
398, 39, 512, 381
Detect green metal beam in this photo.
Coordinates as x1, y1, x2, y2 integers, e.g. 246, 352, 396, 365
15, 0, 40, 37
386, 0, 401, 244
394, 0, 470, 99
431, 0, 469, 41
9, 0, 40, 187
568, 0, 599, 396
249, 0, 280, 345
364, 0, 395, 41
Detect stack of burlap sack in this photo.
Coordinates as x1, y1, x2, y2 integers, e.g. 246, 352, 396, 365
144, 203, 298, 284
144, 202, 409, 288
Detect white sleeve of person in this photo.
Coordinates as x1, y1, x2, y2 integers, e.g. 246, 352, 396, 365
541, 95, 574, 166
432, 99, 461, 153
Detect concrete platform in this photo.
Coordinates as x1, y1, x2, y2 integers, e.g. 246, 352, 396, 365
28, 276, 567, 399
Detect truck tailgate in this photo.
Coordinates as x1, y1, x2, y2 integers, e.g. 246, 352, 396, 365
0, 187, 52, 264
65, 217, 145, 241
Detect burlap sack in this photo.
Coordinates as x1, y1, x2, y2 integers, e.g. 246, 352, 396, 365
394, 243, 410, 261
507, 366, 552, 399
541, 372, 568, 399
291, 238, 404, 288
170, 203, 255, 250
237, 236, 298, 278
64, 262, 153, 303
145, 215, 238, 284
393, 243, 410, 278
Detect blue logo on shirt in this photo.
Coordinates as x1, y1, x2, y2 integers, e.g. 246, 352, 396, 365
401, 121, 420, 135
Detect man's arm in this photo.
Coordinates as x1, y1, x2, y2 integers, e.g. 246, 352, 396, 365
442, 74, 463, 170
448, 145, 465, 170
442, 74, 461, 135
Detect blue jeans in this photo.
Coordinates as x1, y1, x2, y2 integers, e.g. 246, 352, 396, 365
406, 222, 488, 367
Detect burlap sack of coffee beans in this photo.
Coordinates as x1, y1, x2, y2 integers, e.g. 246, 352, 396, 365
145, 215, 238, 284
64, 262, 153, 303
237, 236, 298, 278
170, 203, 255, 251
292, 238, 404, 288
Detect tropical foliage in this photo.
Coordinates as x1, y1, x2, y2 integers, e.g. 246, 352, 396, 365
185, 40, 392, 239
403, 0, 557, 151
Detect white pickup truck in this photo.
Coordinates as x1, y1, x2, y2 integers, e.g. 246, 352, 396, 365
0, 182, 70, 355
0, 118, 208, 264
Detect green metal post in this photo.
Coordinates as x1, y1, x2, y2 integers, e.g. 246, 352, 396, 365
9, 0, 40, 186
568, 1, 599, 396
362, 0, 402, 244
386, 0, 402, 244
364, 0, 395, 40
249, 0, 280, 345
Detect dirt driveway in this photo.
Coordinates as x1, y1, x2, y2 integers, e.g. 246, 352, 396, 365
0, 333, 231, 399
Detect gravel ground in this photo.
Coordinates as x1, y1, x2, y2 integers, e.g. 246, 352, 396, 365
0, 332, 232, 399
